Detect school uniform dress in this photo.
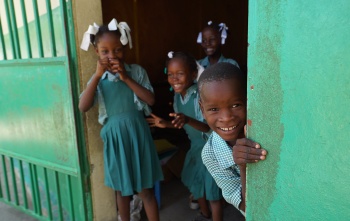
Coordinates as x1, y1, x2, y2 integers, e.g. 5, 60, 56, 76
201, 131, 245, 215
197, 54, 240, 69
173, 84, 222, 201
87, 64, 163, 196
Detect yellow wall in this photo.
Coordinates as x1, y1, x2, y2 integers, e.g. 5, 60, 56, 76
72, 1, 117, 220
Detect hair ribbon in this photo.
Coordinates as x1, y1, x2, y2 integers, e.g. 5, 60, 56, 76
218, 23, 228, 44
80, 23, 99, 51
168, 51, 174, 58
80, 18, 132, 51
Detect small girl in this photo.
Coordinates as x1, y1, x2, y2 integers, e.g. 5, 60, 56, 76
79, 19, 163, 221
197, 21, 240, 78
147, 52, 223, 221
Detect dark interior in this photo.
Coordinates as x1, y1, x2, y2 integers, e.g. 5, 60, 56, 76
101, 0, 248, 141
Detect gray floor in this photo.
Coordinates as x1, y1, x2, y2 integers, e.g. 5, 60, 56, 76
0, 179, 244, 221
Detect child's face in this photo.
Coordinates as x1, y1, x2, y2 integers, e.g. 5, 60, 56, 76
167, 58, 197, 97
201, 27, 221, 57
200, 78, 246, 146
95, 32, 125, 61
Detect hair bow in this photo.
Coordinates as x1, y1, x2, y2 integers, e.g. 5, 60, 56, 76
168, 51, 174, 58
218, 23, 228, 44
80, 18, 133, 51
80, 23, 99, 51
196, 61, 205, 80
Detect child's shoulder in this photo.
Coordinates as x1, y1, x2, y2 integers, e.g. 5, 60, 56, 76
126, 63, 146, 73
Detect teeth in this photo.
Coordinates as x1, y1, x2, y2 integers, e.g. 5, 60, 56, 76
219, 126, 237, 131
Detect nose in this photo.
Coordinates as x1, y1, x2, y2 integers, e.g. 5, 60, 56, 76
219, 108, 234, 122
108, 51, 117, 59
168, 74, 179, 80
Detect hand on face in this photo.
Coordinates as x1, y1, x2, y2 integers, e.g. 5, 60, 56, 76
169, 112, 188, 129
96, 57, 110, 77
109, 58, 127, 80
232, 138, 267, 165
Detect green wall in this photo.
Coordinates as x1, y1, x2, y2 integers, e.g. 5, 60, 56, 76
246, 0, 350, 220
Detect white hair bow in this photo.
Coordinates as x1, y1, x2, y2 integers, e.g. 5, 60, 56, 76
80, 23, 99, 51
168, 51, 174, 58
196, 61, 205, 81
218, 23, 228, 44
80, 18, 133, 51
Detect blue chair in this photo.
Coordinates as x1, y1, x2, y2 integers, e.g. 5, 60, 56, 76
153, 139, 178, 208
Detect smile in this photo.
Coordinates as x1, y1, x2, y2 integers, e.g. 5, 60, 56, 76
173, 84, 181, 89
218, 125, 237, 131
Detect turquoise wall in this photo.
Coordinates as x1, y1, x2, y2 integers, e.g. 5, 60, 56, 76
246, 0, 350, 220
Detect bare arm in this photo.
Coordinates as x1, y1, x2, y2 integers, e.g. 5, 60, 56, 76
79, 58, 110, 112
122, 77, 155, 106
78, 74, 101, 112
146, 113, 175, 128
110, 59, 155, 106
170, 113, 210, 132
233, 138, 267, 212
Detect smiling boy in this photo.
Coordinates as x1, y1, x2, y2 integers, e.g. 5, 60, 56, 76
198, 63, 267, 215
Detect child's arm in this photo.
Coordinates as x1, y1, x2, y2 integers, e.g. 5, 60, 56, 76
109, 59, 155, 106
79, 58, 110, 112
232, 138, 267, 211
146, 113, 175, 128
169, 113, 210, 132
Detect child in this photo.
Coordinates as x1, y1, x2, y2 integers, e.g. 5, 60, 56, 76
147, 52, 224, 221
196, 21, 240, 79
79, 19, 163, 221
198, 63, 267, 215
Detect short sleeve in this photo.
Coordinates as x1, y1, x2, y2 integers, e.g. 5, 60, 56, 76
129, 64, 154, 116
226, 59, 240, 69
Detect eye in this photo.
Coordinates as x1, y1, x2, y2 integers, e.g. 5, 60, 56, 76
101, 50, 108, 54
177, 72, 185, 76
232, 104, 240, 108
208, 108, 218, 112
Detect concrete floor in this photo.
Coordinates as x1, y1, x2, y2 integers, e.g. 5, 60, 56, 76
0, 179, 244, 221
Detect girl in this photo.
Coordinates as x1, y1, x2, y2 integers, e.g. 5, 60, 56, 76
147, 52, 223, 221
79, 19, 163, 221
197, 21, 240, 79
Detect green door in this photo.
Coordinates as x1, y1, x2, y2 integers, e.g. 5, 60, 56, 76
0, 0, 91, 220
246, 0, 350, 220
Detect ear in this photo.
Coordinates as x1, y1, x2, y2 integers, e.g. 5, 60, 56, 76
94, 46, 99, 55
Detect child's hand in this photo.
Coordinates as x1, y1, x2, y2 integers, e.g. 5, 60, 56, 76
169, 113, 188, 129
232, 138, 267, 165
96, 57, 110, 77
146, 113, 167, 128
109, 58, 127, 80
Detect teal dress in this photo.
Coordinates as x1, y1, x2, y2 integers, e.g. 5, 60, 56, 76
174, 84, 222, 201
98, 68, 163, 196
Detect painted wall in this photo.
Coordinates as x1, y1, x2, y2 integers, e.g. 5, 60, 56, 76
72, 1, 117, 220
246, 0, 350, 220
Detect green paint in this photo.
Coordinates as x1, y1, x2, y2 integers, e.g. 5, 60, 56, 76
0, 1, 92, 220
247, 0, 350, 220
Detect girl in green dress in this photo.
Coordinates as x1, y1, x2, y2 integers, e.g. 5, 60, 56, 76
79, 19, 163, 221
148, 52, 223, 221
